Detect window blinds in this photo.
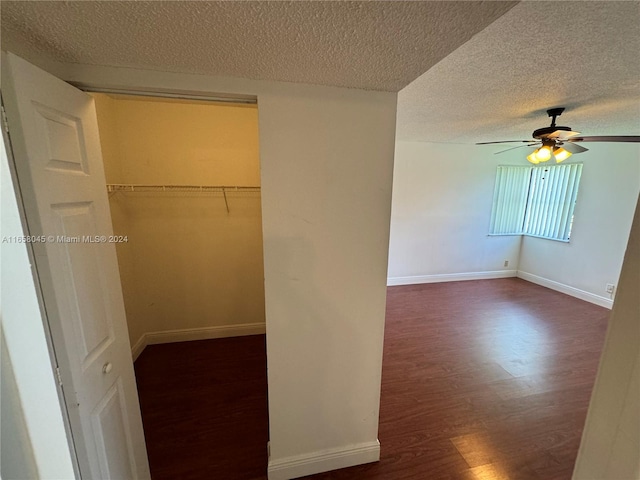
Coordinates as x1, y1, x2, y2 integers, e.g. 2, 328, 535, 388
489, 166, 531, 235
523, 163, 583, 241
489, 163, 583, 242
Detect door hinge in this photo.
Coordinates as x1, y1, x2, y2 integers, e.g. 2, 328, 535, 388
1, 105, 9, 134
55, 366, 63, 386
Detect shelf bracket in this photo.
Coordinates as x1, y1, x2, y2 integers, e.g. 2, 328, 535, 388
222, 187, 230, 213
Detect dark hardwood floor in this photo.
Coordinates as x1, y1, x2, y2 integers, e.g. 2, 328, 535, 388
134, 278, 609, 480
134, 335, 269, 480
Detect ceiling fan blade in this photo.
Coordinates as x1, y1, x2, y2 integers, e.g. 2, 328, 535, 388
494, 144, 539, 155
569, 136, 640, 143
476, 140, 533, 145
547, 130, 581, 140
561, 142, 589, 154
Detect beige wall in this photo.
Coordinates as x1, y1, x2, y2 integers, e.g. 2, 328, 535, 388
573, 194, 640, 479
94, 94, 260, 185
93, 94, 264, 348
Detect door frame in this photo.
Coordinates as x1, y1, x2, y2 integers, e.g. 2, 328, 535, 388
2, 68, 259, 479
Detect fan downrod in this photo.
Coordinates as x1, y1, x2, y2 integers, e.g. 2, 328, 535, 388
533, 107, 571, 139
547, 107, 565, 127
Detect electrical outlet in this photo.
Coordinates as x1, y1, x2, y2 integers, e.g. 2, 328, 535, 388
504, 260, 509, 267
606, 284, 615, 294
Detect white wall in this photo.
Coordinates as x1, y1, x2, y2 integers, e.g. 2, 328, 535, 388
259, 89, 396, 478
518, 143, 640, 306
1, 329, 38, 480
92, 94, 265, 354
388, 141, 522, 284
47, 62, 397, 479
388, 141, 639, 310
0, 131, 76, 478
573, 195, 640, 479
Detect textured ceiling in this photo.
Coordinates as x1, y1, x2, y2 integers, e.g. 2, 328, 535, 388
397, 1, 640, 144
3, 1, 636, 144
0, 1, 516, 92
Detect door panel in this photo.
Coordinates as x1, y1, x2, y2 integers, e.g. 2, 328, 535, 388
52, 202, 115, 364
1, 52, 150, 479
34, 103, 90, 174
92, 379, 136, 480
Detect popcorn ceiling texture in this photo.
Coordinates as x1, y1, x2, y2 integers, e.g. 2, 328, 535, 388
2, 1, 637, 144
397, 1, 640, 144
0, 1, 516, 92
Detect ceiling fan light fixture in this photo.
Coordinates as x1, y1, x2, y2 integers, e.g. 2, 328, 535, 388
478, 107, 640, 162
527, 151, 541, 164
553, 147, 572, 163
536, 145, 552, 161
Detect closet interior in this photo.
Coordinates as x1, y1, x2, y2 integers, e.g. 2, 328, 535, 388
92, 92, 265, 355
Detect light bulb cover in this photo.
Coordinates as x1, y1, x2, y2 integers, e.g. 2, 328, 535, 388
527, 151, 540, 164
553, 147, 572, 163
536, 145, 552, 161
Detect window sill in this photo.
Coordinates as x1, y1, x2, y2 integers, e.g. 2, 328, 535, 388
488, 233, 570, 243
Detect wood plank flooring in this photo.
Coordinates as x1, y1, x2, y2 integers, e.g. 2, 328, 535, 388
134, 335, 269, 480
303, 279, 609, 480
134, 278, 609, 480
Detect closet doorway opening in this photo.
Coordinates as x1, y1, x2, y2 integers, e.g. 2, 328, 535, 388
91, 92, 269, 479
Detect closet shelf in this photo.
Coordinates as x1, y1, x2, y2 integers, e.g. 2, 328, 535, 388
106, 184, 260, 213
106, 184, 260, 193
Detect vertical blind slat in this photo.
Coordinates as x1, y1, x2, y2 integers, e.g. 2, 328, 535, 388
525, 163, 582, 241
489, 166, 531, 234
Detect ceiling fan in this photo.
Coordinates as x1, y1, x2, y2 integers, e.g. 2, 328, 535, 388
477, 107, 640, 164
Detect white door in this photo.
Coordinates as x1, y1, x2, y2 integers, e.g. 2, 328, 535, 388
1, 52, 150, 479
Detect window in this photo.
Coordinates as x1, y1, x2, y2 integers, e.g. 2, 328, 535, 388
489, 163, 583, 242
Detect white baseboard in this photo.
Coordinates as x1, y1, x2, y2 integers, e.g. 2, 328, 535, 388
131, 335, 148, 362
386, 269, 613, 309
517, 271, 613, 309
387, 270, 517, 286
130, 323, 266, 361
267, 440, 380, 480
